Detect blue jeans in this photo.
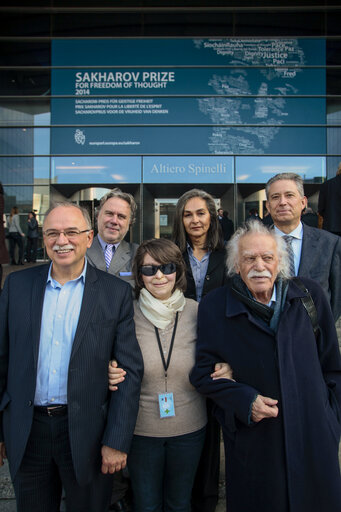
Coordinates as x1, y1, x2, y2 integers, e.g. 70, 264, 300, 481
128, 427, 206, 512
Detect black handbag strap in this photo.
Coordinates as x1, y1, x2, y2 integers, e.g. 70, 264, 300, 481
292, 277, 319, 338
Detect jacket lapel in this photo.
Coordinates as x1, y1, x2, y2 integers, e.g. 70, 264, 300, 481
110, 240, 130, 275
70, 264, 98, 360
298, 224, 318, 276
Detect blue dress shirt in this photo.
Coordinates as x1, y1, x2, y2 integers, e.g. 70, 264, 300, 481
187, 244, 211, 303
34, 261, 87, 405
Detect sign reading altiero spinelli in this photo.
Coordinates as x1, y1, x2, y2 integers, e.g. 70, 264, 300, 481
51, 38, 326, 155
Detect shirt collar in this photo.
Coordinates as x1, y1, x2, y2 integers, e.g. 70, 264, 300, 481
267, 284, 277, 306
98, 234, 120, 252
274, 221, 303, 240
46, 260, 87, 288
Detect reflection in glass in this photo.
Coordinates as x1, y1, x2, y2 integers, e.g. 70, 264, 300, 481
51, 156, 141, 184
236, 156, 326, 184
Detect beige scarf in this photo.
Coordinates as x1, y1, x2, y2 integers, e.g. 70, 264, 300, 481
138, 287, 186, 329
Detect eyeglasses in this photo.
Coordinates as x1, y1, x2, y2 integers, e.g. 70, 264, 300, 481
43, 229, 90, 241
140, 262, 177, 276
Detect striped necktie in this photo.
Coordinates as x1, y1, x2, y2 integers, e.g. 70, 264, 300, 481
104, 244, 115, 270
283, 235, 296, 277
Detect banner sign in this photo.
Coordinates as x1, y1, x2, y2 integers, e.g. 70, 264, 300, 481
51, 38, 326, 155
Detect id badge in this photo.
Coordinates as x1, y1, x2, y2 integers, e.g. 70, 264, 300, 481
158, 392, 175, 418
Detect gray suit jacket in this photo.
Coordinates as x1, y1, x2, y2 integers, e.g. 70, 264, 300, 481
0, 263, 143, 485
87, 236, 138, 286
298, 224, 341, 321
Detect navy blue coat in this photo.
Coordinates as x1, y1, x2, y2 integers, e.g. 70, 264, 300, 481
190, 279, 341, 512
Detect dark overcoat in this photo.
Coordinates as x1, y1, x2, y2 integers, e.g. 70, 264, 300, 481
190, 278, 341, 512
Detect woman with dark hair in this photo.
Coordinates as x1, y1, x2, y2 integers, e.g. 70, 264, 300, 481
108, 238, 231, 512
172, 189, 227, 302
7, 205, 25, 265
0, 183, 9, 289
172, 189, 228, 512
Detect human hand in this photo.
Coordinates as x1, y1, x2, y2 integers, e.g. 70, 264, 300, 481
101, 446, 127, 474
251, 395, 278, 423
108, 360, 126, 391
211, 362, 234, 381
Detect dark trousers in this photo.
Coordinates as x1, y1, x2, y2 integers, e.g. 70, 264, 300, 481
8, 232, 23, 263
13, 411, 114, 512
26, 237, 38, 262
191, 400, 221, 512
128, 427, 206, 512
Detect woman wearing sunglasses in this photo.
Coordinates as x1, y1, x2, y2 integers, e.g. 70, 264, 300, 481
109, 238, 231, 512
172, 189, 228, 512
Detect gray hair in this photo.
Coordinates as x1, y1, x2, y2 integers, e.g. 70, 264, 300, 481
98, 188, 137, 225
265, 173, 305, 199
43, 202, 92, 230
226, 220, 290, 280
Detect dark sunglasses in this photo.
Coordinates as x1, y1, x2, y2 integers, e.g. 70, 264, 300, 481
140, 262, 177, 276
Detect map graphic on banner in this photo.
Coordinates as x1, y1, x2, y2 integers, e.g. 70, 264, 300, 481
51, 38, 326, 155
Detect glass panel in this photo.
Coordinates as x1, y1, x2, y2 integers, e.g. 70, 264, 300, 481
0, 100, 50, 127
0, 69, 51, 96
0, 13, 50, 36
0, 42, 50, 67
0, 156, 50, 184
235, 12, 324, 36
236, 156, 326, 183
0, 128, 50, 155
51, 156, 141, 184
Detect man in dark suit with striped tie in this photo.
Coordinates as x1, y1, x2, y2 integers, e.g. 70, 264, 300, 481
265, 172, 341, 321
0, 202, 143, 512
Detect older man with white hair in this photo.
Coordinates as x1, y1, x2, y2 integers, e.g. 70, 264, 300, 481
190, 221, 341, 512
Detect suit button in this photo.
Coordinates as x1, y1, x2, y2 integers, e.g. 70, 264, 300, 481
206, 275, 210, 280
28, 400, 33, 407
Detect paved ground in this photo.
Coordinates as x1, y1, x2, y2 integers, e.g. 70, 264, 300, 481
0, 262, 340, 511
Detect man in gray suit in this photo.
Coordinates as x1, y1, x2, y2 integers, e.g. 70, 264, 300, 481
0, 202, 143, 512
87, 188, 138, 511
87, 188, 138, 285
265, 172, 341, 321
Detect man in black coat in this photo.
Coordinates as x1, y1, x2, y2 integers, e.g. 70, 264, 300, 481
318, 164, 341, 236
191, 221, 341, 512
0, 202, 143, 512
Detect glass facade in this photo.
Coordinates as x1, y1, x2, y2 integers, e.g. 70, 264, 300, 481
0, 1, 340, 241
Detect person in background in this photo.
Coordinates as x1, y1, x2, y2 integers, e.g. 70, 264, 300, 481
172, 189, 227, 512
217, 208, 234, 243
26, 211, 39, 263
7, 206, 25, 265
108, 238, 231, 512
0, 183, 9, 290
265, 172, 341, 321
318, 163, 341, 236
190, 221, 341, 512
301, 206, 318, 228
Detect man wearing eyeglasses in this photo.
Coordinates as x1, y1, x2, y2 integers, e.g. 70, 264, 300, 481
0, 202, 143, 512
